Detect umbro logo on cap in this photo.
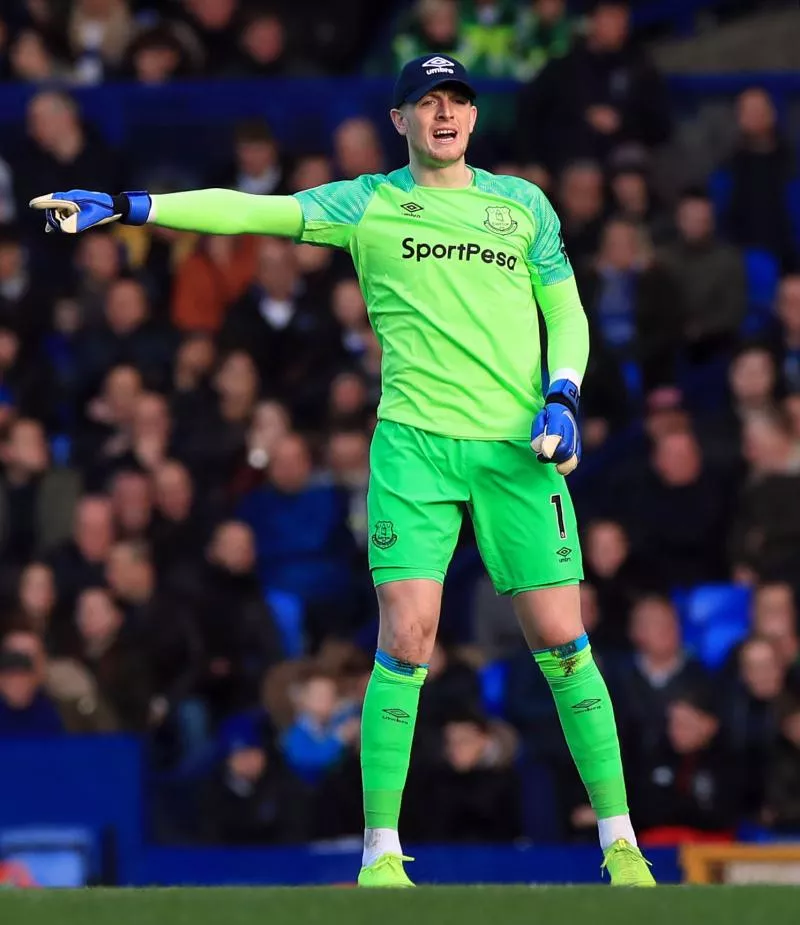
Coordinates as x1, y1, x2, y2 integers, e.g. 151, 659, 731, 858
422, 56, 456, 74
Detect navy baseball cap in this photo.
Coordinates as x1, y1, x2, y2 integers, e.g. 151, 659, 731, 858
392, 55, 477, 109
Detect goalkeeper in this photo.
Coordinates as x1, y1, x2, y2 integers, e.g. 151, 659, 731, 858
31, 55, 655, 888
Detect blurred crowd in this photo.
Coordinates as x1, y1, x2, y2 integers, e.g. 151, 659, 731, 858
0, 0, 799, 848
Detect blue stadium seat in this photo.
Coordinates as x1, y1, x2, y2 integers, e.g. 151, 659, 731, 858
675, 584, 752, 669
479, 660, 508, 718
742, 248, 780, 335
265, 590, 305, 658
708, 168, 733, 220
787, 177, 800, 247
0, 826, 97, 887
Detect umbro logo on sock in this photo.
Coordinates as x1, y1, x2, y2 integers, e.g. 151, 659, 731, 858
382, 708, 410, 723
571, 698, 602, 714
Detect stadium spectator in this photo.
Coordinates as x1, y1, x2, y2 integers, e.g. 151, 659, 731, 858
721, 638, 785, 818
731, 411, 800, 581
775, 274, 800, 393
582, 519, 645, 648
236, 432, 357, 638
105, 539, 205, 755
108, 468, 153, 542
179, 0, 243, 76
723, 87, 797, 270
608, 155, 671, 246
150, 459, 209, 591
0, 628, 63, 735
406, 711, 522, 842
0, 225, 52, 347
230, 9, 305, 78
516, 0, 670, 174
73, 231, 124, 327
122, 25, 194, 84
9, 560, 59, 640
68, 0, 132, 85
326, 429, 370, 550
331, 278, 371, 367
580, 217, 683, 394
763, 693, 800, 832
66, 586, 151, 730
748, 583, 800, 680
620, 428, 733, 586
613, 594, 711, 750
333, 117, 386, 180
205, 705, 309, 844
211, 119, 287, 197
388, 0, 462, 74
555, 160, 607, 274
219, 239, 338, 426
8, 28, 69, 83
228, 399, 292, 502
171, 236, 258, 335
628, 691, 741, 838
47, 493, 114, 604
660, 189, 746, 363
513, 0, 574, 82
0, 417, 80, 569
280, 667, 360, 784
12, 91, 116, 261
194, 521, 284, 716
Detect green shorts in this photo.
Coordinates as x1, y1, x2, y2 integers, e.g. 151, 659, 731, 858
367, 420, 583, 595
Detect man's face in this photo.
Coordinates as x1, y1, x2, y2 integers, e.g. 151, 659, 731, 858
76, 589, 121, 645
652, 431, 701, 486
778, 276, 800, 335
105, 280, 147, 334
0, 632, 44, 709
668, 701, 718, 754
740, 639, 784, 701
6, 420, 48, 474
737, 89, 775, 138
269, 435, 312, 493
211, 522, 255, 573
133, 393, 170, 440
729, 349, 775, 403
75, 497, 114, 561
154, 463, 193, 520
393, 89, 477, 168
111, 473, 152, 535
630, 598, 680, 660
445, 721, 488, 772
589, 3, 630, 51
0, 242, 23, 280
560, 165, 603, 222
334, 118, 384, 179
599, 221, 639, 270
677, 198, 714, 243
79, 233, 120, 282
586, 521, 628, 578
237, 137, 277, 176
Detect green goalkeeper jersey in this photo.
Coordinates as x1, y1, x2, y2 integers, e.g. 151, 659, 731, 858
294, 166, 587, 440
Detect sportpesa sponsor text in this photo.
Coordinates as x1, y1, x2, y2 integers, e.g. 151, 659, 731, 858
401, 237, 519, 270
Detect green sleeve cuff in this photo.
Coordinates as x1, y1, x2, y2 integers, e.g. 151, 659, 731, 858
149, 190, 304, 238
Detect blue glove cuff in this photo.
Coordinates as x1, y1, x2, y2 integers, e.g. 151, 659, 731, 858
119, 191, 151, 225
546, 378, 580, 417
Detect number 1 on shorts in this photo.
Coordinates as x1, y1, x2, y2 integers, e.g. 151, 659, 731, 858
550, 493, 567, 539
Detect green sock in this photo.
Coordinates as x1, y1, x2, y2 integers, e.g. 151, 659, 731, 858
361, 650, 428, 829
534, 634, 628, 818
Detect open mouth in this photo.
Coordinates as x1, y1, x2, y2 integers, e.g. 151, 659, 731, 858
432, 128, 458, 145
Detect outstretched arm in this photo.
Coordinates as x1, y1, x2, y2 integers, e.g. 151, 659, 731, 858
148, 190, 304, 237
30, 187, 304, 238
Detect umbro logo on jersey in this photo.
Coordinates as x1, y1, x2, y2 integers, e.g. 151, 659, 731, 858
401, 201, 424, 215
422, 56, 455, 75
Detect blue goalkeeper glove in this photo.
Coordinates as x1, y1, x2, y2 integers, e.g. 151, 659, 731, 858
531, 378, 581, 476
29, 190, 151, 234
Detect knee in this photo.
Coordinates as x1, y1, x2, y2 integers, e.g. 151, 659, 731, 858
377, 582, 439, 664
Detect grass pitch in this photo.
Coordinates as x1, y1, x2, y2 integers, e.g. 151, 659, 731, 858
1, 885, 800, 925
